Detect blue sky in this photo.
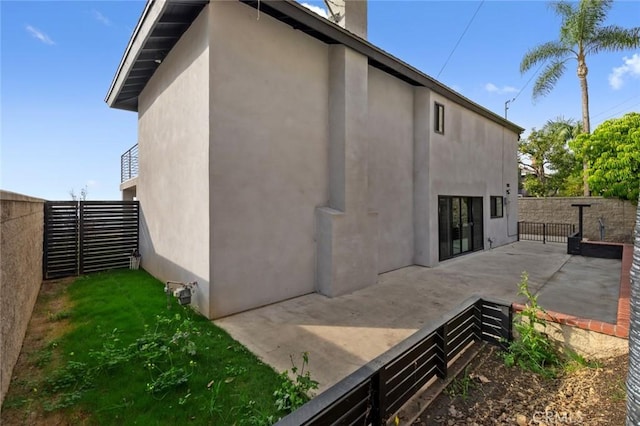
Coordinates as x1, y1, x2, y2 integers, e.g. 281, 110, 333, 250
2, 0, 639, 200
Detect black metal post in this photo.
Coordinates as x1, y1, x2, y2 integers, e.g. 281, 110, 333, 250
436, 324, 448, 379
571, 203, 591, 239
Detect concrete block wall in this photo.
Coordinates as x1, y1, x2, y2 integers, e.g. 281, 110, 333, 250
0, 190, 44, 407
518, 197, 636, 243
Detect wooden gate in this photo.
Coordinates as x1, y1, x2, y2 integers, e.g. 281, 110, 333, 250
43, 201, 139, 279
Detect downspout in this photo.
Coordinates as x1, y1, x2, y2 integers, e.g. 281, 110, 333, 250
505, 128, 518, 237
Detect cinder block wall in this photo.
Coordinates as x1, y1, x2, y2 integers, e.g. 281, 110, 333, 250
518, 197, 636, 243
0, 190, 44, 407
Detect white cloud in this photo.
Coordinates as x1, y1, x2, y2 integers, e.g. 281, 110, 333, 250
484, 83, 518, 95
86, 180, 98, 187
299, 2, 329, 19
609, 53, 640, 90
92, 10, 111, 26
25, 25, 55, 45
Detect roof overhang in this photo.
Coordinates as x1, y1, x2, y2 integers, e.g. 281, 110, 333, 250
105, 0, 208, 111
106, 0, 524, 134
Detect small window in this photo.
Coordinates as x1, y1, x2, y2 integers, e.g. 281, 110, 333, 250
490, 196, 503, 218
434, 102, 445, 134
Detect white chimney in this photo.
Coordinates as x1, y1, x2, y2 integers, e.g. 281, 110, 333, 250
325, 0, 367, 39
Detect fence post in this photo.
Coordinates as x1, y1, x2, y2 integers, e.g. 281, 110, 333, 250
517, 222, 520, 241
542, 223, 546, 244
78, 201, 83, 275
370, 370, 386, 424
436, 324, 448, 379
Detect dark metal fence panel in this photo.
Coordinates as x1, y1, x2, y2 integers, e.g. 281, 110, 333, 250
80, 201, 139, 274
43, 202, 79, 279
43, 201, 139, 278
518, 222, 576, 244
477, 298, 512, 350
275, 296, 512, 426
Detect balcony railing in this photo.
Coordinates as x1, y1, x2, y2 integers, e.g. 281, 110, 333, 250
121, 144, 138, 183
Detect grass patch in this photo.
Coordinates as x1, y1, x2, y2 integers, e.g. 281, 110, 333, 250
2, 269, 307, 425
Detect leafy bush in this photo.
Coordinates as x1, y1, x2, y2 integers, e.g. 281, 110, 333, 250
503, 272, 562, 378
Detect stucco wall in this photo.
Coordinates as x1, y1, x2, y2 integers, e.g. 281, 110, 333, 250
368, 67, 414, 273
132, 0, 521, 319
426, 93, 519, 265
137, 8, 211, 316
518, 197, 636, 243
208, 1, 329, 317
0, 191, 44, 407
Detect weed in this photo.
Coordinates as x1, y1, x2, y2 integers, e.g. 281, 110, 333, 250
503, 272, 562, 379
1, 270, 284, 425
274, 352, 319, 413
32, 348, 53, 368
446, 367, 475, 400
238, 400, 277, 426
204, 381, 225, 420
225, 365, 248, 377
563, 347, 602, 372
48, 310, 72, 322
612, 379, 627, 402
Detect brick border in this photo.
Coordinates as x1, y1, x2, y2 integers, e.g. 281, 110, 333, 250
512, 243, 632, 339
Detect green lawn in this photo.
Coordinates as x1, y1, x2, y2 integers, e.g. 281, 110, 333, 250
2, 269, 296, 425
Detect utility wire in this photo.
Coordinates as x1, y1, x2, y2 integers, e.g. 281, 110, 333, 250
592, 95, 639, 119
600, 101, 640, 121
512, 60, 546, 102
436, 1, 484, 79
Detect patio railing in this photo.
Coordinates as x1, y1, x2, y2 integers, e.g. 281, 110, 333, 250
121, 144, 138, 183
517, 221, 576, 244
275, 296, 512, 426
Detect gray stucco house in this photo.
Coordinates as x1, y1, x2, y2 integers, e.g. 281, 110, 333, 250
107, 0, 523, 319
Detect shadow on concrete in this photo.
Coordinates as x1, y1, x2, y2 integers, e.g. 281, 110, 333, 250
215, 241, 621, 391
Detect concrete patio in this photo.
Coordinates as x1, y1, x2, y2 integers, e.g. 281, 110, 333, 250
215, 241, 621, 392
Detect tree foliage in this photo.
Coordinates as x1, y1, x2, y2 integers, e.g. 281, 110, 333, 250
519, 118, 581, 197
520, 0, 640, 195
571, 112, 640, 201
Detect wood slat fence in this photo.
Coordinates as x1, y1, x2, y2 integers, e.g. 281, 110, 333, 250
44, 201, 139, 279
276, 296, 512, 426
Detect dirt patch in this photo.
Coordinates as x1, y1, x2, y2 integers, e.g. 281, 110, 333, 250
1, 277, 81, 426
412, 345, 627, 425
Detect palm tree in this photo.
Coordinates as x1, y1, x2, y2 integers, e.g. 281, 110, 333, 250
520, 0, 640, 196
627, 192, 640, 425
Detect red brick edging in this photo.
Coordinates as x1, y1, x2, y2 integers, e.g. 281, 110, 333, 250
512, 243, 632, 339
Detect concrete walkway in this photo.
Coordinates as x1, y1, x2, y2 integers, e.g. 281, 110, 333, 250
215, 241, 621, 392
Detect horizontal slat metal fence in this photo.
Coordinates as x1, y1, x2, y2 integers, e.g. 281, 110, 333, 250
80, 201, 139, 273
517, 221, 576, 243
43, 202, 79, 279
275, 296, 512, 426
43, 201, 139, 279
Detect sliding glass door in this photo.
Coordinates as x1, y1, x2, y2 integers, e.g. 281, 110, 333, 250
438, 196, 483, 261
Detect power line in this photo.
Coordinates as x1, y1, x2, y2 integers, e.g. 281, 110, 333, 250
436, 1, 484, 79
512, 60, 546, 102
592, 95, 639, 119
504, 61, 546, 118
599, 101, 640, 122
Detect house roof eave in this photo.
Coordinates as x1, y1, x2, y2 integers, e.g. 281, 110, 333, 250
105, 0, 524, 134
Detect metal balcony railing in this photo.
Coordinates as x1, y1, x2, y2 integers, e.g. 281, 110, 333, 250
121, 144, 138, 183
